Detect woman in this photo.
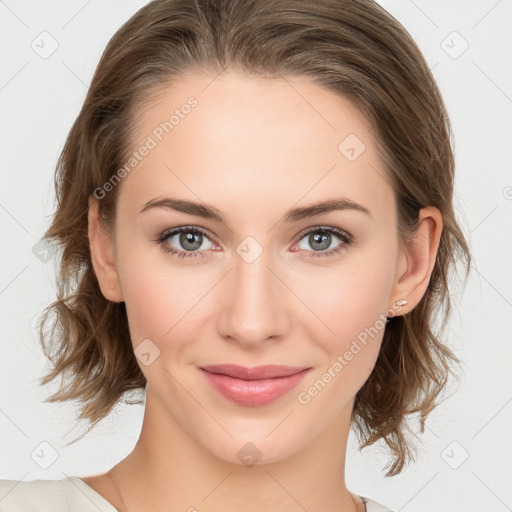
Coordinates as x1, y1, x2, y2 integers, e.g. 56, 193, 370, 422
0, 0, 471, 510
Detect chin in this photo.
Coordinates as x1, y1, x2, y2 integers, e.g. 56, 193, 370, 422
199, 426, 305, 468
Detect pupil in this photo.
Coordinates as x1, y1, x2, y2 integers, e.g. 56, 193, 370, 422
311, 232, 330, 251
181, 232, 202, 250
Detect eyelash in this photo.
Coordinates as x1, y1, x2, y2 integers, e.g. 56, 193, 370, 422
155, 225, 352, 259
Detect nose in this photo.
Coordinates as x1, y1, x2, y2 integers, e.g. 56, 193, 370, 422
216, 245, 291, 350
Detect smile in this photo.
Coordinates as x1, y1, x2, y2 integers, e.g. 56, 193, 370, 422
198, 364, 312, 407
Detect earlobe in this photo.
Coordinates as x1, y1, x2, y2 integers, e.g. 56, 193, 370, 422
87, 195, 124, 303
390, 206, 443, 315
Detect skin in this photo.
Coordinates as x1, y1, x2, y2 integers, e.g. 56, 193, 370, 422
84, 70, 442, 512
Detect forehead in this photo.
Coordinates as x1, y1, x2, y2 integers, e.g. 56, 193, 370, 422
118, 70, 394, 223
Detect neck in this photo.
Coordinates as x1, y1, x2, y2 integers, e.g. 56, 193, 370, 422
108, 385, 363, 512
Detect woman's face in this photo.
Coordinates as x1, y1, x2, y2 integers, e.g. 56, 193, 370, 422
102, 70, 406, 464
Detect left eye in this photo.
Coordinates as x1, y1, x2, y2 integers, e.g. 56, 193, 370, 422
157, 226, 216, 258
294, 227, 351, 257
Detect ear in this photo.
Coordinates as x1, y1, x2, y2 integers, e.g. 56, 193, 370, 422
87, 195, 124, 303
389, 206, 443, 315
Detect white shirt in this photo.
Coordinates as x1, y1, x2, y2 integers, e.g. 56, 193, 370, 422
0, 477, 395, 511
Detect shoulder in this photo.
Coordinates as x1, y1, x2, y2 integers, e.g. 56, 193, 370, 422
0, 478, 66, 511
0, 476, 117, 512
361, 495, 397, 512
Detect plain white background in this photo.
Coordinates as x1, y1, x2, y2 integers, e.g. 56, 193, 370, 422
0, 1, 511, 511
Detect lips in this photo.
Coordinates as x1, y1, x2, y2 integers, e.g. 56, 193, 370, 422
199, 364, 310, 380
198, 364, 312, 407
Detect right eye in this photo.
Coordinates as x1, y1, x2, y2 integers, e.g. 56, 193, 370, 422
156, 226, 217, 259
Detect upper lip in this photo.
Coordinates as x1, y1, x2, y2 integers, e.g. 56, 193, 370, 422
199, 364, 311, 380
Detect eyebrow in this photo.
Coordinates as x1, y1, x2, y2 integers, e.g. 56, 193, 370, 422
140, 196, 371, 222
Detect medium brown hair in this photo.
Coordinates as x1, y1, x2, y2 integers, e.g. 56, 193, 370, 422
39, 0, 471, 476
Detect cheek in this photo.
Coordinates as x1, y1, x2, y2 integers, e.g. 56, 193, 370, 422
295, 273, 389, 413
297, 261, 393, 349
121, 268, 208, 347
116, 233, 206, 348
294, 251, 395, 394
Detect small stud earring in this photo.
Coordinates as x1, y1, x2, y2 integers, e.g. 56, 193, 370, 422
109, 285, 116, 290
386, 299, 408, 321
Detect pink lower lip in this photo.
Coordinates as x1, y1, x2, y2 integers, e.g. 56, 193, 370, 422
200, 368, 311, 407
